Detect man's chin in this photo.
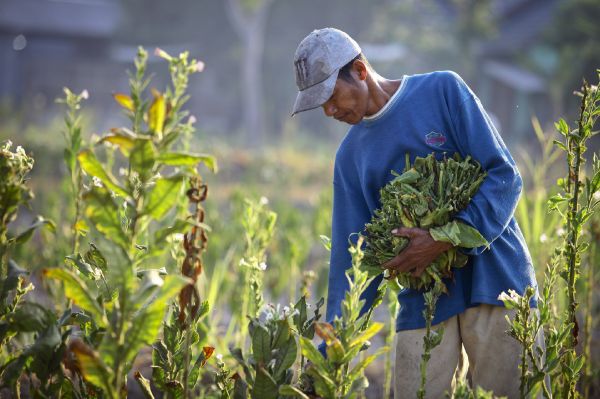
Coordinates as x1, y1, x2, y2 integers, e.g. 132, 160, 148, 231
339, 115, 362, 125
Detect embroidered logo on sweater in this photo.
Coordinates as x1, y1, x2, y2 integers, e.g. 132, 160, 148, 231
425, 131, 447, 147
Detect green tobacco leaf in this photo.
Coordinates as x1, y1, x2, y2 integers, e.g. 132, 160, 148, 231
325, 339, 345, 364
123, 275, 190, 367
6, 302, 53, 333
44, 268, 105, 326
347, 347, 388, 382
83, 188, 128, 252
250, 367, 278, 399
14, 216, 55, 244
279, 385, 309, 399
393, 168, 420, 184
429, 221, 462, 246
157, 152, 218, 172
130, 138, 156, 180
273, 337, 297, 378
153, 219, 189, 243
453, 221, 489, 248
251, 323, 271, 365
78, 149, 128, 197
430, 221, 488, 248
84, 243, 108, 272
1, 260, 27, 299
142, 176, 184, 220
305, 364, 336, 398
65, 253, 100, 280
299, 336, 329, 372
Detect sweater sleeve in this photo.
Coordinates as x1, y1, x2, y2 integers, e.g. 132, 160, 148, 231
318, 166, 382, 356
450, 89, 523, 256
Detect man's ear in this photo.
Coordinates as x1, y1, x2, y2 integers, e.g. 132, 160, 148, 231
353, 60, 368, 81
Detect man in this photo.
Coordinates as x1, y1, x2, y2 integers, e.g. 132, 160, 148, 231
291, 28, 540, 398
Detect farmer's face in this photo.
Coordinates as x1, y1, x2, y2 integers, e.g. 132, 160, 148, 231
321, 62, 369, 125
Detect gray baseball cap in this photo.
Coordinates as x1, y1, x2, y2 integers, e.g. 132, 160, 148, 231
292, 28, 361, 116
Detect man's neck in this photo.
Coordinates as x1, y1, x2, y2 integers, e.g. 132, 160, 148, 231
365, 73, 403, 117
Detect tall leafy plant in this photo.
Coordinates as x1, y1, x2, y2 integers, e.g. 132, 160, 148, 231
150, 176, 216, 399
44, 47, 216, 398
500, 71, 600, 399
0, 142, 62, 397
551, 73, 600, 398
299, 236, 388, 399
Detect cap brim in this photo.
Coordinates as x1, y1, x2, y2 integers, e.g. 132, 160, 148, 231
291, 70, 339, 116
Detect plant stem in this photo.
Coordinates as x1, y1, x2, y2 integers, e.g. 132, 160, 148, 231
582, 231, 596, 399
519, 305, 530, 399
565, 84, 588, 351
418, 285, 441, 399
383, 321, 394, 399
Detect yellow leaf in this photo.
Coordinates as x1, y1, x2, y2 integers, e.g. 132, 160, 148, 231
75, 219, 88, 234
113, 93, 134, 112
98, 132, 135, 156
70, 340, 113, 393
148, 88, 166, 135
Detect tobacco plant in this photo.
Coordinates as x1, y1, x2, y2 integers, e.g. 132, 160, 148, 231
0, 142, 65, 397
298, 236, 388, 399
500, 72, 600, 399
234, 197, 277, 349
150, 176, 216, 399
550, 74, 600, 398
57, 88, 89, 254
450, 382, 506, 399
222, 296, 322, 399
43, 47, 215, 398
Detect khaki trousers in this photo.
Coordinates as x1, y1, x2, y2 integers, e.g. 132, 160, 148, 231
394, 304, 543, 399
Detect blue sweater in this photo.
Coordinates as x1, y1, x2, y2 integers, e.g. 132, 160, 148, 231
327, 70, 538, 332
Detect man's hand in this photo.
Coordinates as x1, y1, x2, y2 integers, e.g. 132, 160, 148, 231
382, 227, 453, 277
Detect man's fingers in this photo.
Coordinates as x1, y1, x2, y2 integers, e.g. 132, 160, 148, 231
411, 267, 425, 278
382, 256, 400, 270
391, 227, 414, 237
383, 255, 415, 272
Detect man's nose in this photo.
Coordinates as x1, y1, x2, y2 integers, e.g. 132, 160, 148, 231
323, 102, 337, 117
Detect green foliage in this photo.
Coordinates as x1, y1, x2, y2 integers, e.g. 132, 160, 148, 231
362, 153, 488, 291
417, 283, 445, 399
236, 197, 278, 349
0, 142, 67, 397
41, 47, 212, 398
450, 381, 507, 399
298, 237, 388, 399
223, 296, 323, 399
551, 73, 600, 398
501, 72, 600, 399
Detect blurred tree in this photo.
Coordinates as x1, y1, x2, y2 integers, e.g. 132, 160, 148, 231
545, 0, 600, 118
369, 0, 494, 82
224, 0, 276, 148
452, 0, 495, 80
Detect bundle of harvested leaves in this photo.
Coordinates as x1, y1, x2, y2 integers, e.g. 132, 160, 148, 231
361, 153, 489, 291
